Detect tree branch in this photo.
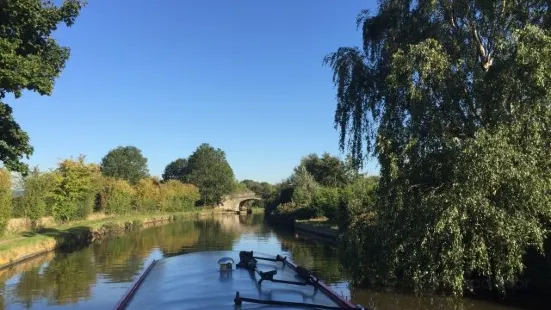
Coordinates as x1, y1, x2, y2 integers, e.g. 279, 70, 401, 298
470, 23, 493, 71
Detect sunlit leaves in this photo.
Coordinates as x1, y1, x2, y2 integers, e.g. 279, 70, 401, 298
159, 180, 200, 212
134, 178, 161, 213
51, 156, 100, 222
0, 168, 12, 235
0, 0, 84, 173
98, 177, 135, 215
20, 168, 57, 222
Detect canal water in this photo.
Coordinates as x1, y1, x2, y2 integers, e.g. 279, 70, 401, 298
0, 214, 527, 310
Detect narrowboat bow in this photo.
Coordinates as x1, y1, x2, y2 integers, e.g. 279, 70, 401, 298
113, 250, 366, 309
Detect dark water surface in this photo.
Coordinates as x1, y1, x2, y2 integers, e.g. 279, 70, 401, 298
0, 214, 525, 310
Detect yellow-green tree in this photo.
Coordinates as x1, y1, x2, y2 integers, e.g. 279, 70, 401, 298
97, 177, 135, 214
51, 156, 100, 222
134, 177, 161, 212
0, 168, 12, 235
159, 180, 200, 212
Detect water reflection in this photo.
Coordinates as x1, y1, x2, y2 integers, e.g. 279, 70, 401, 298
4, 248, 98, 308
0, 213, 530, 310
351, 289, 524, 310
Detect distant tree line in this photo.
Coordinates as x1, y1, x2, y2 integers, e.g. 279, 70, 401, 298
0, 143, 264, 235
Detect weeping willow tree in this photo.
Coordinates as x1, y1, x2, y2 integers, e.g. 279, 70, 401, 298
325, 0, 551, 295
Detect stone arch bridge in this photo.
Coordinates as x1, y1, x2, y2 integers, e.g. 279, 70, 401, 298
218, 191, 262, 212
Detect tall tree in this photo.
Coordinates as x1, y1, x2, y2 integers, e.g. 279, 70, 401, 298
184, 143, 235, 205
100, 146, 149, 184
297, 153, 352, 187
0, 0, 84, 174
326, 0, 551, 295
162, 158, 188, 182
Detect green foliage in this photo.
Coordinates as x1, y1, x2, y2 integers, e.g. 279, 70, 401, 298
267, 168, 322, 221
326, 1, 551, 295
311, 186, 340, 220
265, 155, 378, 223
338, 176, 378, 228
21, 168, 57, 225
11, 196, 24, 218
0, 169, 12, 235
133, 177, 161, 213
100, 146, 149, 184
241, 179, 276, 199
159, 180, 200, 212
98, 177, 135, 215
264, 181, 292, 218
0, 0, 84, 174
184, 143, 235, 205
0, 104, 33, 174
51, 156, 100, 222
270, 202, 308, 221
290, 166, 319, 209
162, 158, 188, 182
338, 176, 380, 279
265, 152, 358, 222
233, 181, 248, 193
297, 153, 353, 187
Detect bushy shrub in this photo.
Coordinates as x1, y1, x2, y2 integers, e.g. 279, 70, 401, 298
0, 169, 12, 235
98, 177, 135, 214
159, 180, 200, 212
21, 168, 58, 226
11, 196, 25, 218
51, 156, 101, 222
268, 167, 323, 220
277, 202, 319, 220
312, 186, 340, 220
134, 177, 161, 212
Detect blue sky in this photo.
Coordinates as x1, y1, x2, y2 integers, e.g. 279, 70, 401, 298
11, 0, 379, 183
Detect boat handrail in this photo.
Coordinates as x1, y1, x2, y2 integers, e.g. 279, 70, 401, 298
113, 259, 157, 310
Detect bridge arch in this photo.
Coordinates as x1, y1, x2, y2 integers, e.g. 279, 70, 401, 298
238, 198, 262, 212
218, 191, 262, 213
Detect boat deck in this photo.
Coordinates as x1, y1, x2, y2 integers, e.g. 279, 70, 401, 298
121, 251, 348, 309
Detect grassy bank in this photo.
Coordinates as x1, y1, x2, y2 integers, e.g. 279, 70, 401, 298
0, 209, 219, 270
294, 218, 338, 239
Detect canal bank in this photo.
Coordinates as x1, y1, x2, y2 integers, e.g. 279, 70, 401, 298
0, 209, 219, 270
293, 219, 338, 239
